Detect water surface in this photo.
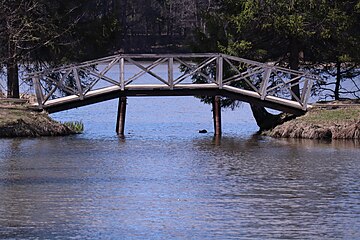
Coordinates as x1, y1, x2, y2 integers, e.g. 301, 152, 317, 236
0, 97, 359, 239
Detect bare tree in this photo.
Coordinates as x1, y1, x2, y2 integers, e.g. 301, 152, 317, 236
0, 0, 81, 98
313, 62, 360, 100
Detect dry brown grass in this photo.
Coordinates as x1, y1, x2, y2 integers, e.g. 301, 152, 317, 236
0, 103, 75, 137
265, 107, 360, 140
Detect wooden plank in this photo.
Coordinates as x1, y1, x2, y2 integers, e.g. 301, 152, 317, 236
216, 56, 223, 89
222, 85, 261, 99
174, 57, 217, 85
259, 67, 272, 100
40, 89, 222, 113
73, 68, 83, 100
126, 58, 169, 85
222, 85, 303, 109
168, 57, 174, 89
36, 82, 305, 111
33, 77, 44, 108
175, 57, 215, 84
301, 78, 313, 110
126, 58, 167, 85
37, 83, 218, 107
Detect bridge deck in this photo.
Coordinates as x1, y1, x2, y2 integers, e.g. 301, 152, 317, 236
31, 83, 308, 115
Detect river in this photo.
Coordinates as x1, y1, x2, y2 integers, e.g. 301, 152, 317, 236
0, 96, 359, 239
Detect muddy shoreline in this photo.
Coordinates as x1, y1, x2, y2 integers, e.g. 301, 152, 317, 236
264, 102, 360, 140
0, 103, 76, 138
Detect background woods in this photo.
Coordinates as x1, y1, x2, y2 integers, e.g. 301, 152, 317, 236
0, 0, 359, 101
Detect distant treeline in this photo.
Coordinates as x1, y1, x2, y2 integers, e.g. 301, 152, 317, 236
0, 0, 218, 98
77, 0, 218, 54
0, 0, 359, 101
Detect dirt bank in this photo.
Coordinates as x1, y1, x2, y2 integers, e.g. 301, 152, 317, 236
0, 103, 75, 138
264, 103, 360, 140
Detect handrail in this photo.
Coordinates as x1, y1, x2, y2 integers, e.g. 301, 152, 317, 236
24, 53, 319, 111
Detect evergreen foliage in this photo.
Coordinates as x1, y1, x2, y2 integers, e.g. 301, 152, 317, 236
193, 0, 360, 101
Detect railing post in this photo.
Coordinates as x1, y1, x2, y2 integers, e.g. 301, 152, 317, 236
120, 58, 125, 90
260, 66, 272, 100
300, 78, 308, 102
73, 68, 83, 100
33, 77, 44, 109
216, 55, 223, 89
301, 78, 313, 110
168, 57, 174, 90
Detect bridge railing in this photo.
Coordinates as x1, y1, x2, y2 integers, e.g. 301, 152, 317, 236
0, 73, 35, 100
25, 53, 318, 110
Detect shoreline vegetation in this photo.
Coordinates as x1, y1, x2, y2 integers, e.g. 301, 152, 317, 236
0, 100, 82, 138
263, 100, 360, 140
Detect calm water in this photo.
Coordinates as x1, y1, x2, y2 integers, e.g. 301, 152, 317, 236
1, 97, 360, 239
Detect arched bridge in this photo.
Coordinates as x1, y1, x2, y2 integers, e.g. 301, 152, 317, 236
25, 53, 318, 135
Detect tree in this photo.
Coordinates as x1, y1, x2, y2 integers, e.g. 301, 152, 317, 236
0, 0, 83, 98
310, 1, 360, 100
191, 0, 360, 129
217, 0, 360, 100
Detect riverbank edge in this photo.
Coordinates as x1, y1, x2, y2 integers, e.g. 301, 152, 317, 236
263, 102, 360, 140
0, 103, 78, 138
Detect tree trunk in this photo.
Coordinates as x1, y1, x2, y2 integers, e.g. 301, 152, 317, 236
334, 61, 341, 100
250, 104, 296, 131
6, 40, 19, 99
6, 62, 19, 98
289, 37, 300, 99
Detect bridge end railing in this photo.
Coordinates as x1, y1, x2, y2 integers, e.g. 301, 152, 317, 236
219, 54, 318, 110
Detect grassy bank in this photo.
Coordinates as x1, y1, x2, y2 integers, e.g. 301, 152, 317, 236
0, 103, 81, 138
265, 105, 360, 140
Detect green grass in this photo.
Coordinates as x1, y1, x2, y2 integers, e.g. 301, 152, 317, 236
302, 108, 360, 124
63, 121, 84, 133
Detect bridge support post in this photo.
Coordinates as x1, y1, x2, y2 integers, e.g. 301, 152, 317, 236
212, 96, 222, 136
116, 97, 127, 136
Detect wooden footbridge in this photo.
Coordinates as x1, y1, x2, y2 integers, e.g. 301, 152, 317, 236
25, 53, 317, 136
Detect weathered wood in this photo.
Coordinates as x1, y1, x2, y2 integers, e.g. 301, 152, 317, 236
259, 67, 272, 100
126, 58, 167, 85
175, 57, 215, 83
42, 85, 58, 103
26, 53, 317, 116
34, 83, 305, 115
116, 96, 127, 136
168, 57, 174, 89
216, 56, 223, 89
126, 58, 168, 85
301, 78, 313, 110
212, 96, 222, 136
120, 57, 125, 90
173, 57, 217, 84
73, 68, 83, 100
33, 77, 44, 108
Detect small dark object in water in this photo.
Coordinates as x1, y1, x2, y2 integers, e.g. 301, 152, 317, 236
199, 129, 207, 133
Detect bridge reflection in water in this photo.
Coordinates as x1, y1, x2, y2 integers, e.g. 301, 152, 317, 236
25, 53, 318, 136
